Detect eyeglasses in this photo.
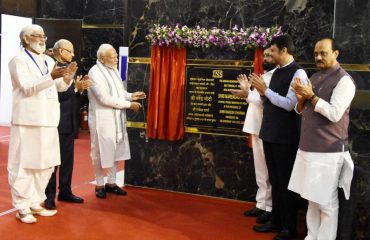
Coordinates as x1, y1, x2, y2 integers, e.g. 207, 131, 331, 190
61, 48, 74, 54
30, 34, 48, 40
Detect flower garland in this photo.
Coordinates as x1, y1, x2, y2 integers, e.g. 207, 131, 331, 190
146, 24, 283, 50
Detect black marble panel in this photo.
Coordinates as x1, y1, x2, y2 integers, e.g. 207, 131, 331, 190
80, 28, 124, 74
39, 0, 126, 24
334, 0, 370, 64
38, 0, 84, 19
129, 0, 334, 61
126, 63, 150, 122
83, 0, 125, 25
125, 128, 257, 201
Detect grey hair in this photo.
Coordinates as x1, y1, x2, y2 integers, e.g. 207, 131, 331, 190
97, 43, 114, 60
19, 24, 44, 47
53, 39, 72, 50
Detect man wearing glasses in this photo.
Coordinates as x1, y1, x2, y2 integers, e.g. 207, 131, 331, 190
44, 39, 91, 210
8, 24, 76, 223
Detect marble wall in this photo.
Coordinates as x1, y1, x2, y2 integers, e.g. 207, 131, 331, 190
37, 0, 369, 239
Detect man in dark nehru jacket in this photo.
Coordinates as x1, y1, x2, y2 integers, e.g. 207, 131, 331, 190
249, 34, 308, 240
44, 39, 91, 209
289, 37, 356, 240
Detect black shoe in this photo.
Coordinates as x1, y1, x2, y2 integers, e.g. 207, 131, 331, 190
256, 211, 272, 224
58, 194, 84, 203
244, 207, 265, 217
105, 184, 127, 196
44, 199, 56, 210
95, 187, 106, 199
273, 229, 297, 240
253, 222, 282, 233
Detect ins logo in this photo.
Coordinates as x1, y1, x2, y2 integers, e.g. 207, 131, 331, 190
212, 70, 223, 78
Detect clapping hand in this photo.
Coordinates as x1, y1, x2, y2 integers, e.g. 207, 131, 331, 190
51, 63, 67, 80
237, 74, 251, 92
75, 75, 92, 92
249, 73, 267, 96
63, 62, 78, 85
291, 77, 314, 100
230, 74, 250, 98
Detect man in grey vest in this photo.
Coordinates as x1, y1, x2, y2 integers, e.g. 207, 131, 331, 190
289, 37, 356, 240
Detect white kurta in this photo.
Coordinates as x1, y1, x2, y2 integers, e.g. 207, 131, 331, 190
242, 69, 274, 134
88, 61, 132, 169
8, 50, 69, 169
288, 75, 356, 205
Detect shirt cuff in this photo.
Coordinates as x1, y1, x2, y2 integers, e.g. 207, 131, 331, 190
314, 98, 325, 112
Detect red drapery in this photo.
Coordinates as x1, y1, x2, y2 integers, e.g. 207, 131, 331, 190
248, 48, 264, 148
146, 45, 187, 140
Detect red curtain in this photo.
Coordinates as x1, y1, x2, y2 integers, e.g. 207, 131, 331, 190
248, 48, 264, 148
146, 45, 187, 140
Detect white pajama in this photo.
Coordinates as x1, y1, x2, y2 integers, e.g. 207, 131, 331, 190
251, 134, 272, 211
8, 164, 53, 213
305, 191, 339, 240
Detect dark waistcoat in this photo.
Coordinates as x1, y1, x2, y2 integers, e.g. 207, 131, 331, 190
259, 61, 302, 144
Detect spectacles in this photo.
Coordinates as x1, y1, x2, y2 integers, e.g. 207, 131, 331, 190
61, 48, 74, 54
30, 34, 48, 40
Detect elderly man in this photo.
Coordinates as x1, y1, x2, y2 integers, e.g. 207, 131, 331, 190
231, 46, 276, 224
289, 37, 356, 240
8, 24, 76, 223
88, 44, 146, 198
44, 39, 91, 209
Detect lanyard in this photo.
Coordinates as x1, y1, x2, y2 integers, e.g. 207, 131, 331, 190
25, 49, 49, 76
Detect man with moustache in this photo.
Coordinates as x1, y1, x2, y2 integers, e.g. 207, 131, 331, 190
289, 37, 356, 240
8, 24, 76, 223
249, 35, 308, 240
44, 39, 92, 209
88, 44, 146, 198
231, 46, 276, 224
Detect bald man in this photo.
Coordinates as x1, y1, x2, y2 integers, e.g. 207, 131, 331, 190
8, 25, 76, 223
44, 39, 91, 210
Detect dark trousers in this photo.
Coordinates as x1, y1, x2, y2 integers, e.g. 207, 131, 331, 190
263, 141, 300, 232
45, 133, 75, 199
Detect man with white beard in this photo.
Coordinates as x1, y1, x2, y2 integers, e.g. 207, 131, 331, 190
8, 24, 77, 223
88, 44, 146, 198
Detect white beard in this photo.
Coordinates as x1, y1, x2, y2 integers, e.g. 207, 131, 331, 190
105, 63, 118, 69
30, 42, 46, 54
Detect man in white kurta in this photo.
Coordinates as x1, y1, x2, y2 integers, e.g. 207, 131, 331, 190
88, 44, 146, 198
289, 38, 356, 240
231, 47, 276, 224
8, 24, 75, 223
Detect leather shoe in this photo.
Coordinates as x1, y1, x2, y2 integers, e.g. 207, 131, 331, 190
44, 199, 56, 210
105, 184, 127, 196
58, 194, 84, 203
256, 211, 272, 224
244, 207, 264, 217
95, 187, 106, 199
253, 222, 282, 233
273, 229, 297, 240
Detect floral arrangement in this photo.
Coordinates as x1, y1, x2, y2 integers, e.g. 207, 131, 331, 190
146, 24, 283, 50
